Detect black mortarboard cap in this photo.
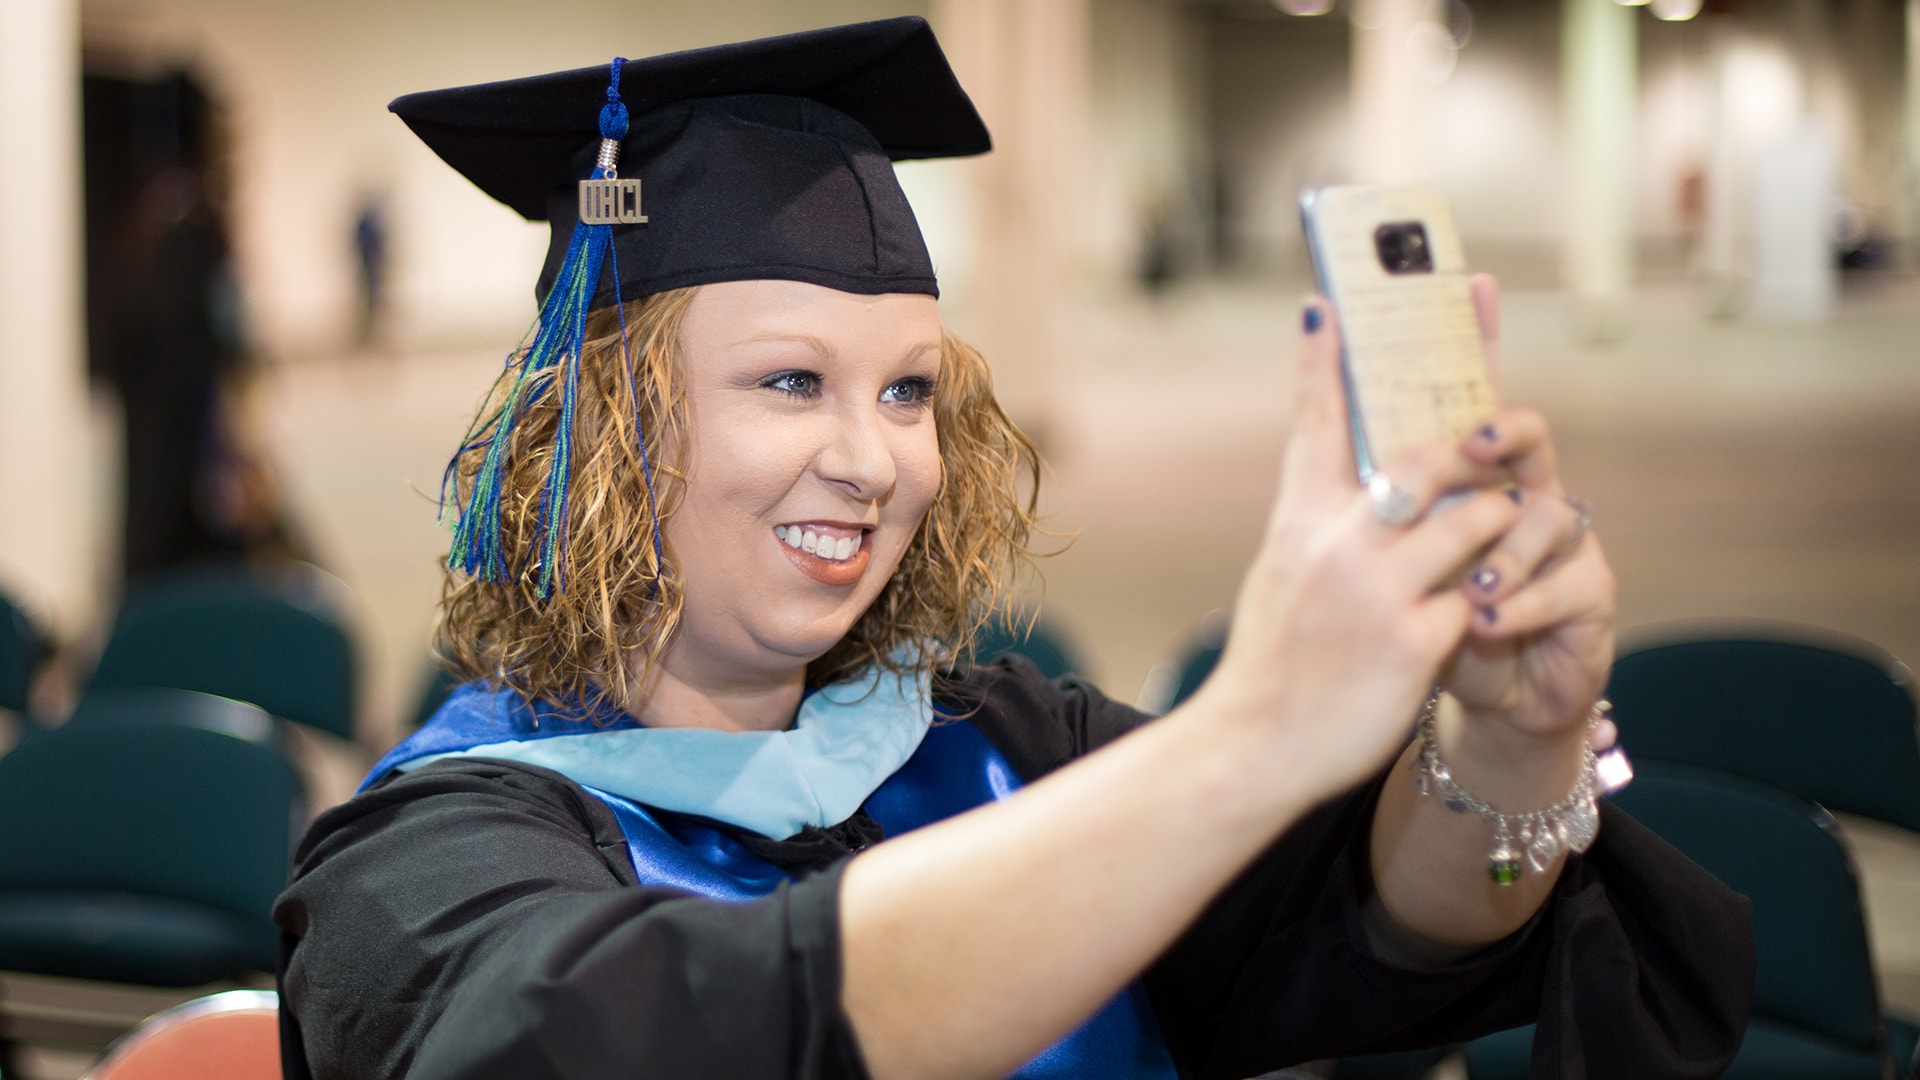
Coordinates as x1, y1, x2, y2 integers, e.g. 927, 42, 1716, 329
389, 16, 989, 307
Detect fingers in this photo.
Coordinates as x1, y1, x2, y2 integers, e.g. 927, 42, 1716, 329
1469, 272, 1504, 395
1461, 407, 1560, 496
1460, 488, 1587, 606
1467, 536, 1616, 640
1279, 298, 1362, 507
1359, 439, 1516, 536
1390, 487, 1523, 594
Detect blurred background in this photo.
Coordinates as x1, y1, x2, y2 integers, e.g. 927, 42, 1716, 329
1, 0, 1918, 1077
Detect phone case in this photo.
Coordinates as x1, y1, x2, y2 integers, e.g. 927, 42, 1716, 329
1299, 186, 1496, 480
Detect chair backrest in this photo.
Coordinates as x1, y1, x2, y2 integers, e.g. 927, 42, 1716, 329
89, 563, 358, 741
0, 721, 301, 948
1, 590, 43, 714
85, 989, 280, 1080
408, 660, 463, 732
1136, 611, 1229, 715
1606, 627, 1920, 832
968, 611, 1083, 680
66, 687, 285, 749
1609, 760, 1885, 1056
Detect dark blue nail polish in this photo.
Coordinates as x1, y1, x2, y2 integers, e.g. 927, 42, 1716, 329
1477, 424, 1499, 442
1303, 306, 1323, 333
1471, 566, 1500, 593
1480, 605, 1499, 625
1505, 485, 1524, 505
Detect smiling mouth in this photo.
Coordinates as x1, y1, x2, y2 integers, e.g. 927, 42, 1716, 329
773, 524, 866, 563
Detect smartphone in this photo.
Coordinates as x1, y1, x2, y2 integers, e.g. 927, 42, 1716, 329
1298, 186, 1497, 482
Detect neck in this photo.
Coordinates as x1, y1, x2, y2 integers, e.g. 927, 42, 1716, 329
620, 655, 809, 733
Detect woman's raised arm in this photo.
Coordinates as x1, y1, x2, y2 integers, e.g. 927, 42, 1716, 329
839, 292, 1534, 1080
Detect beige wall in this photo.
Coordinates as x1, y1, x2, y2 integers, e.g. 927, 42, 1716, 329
78, 0, 1914, 350
1087, 0, 1208, 282
1, 0, 100, 640
1191, 0, 1912, 286
81, 0, 936, 357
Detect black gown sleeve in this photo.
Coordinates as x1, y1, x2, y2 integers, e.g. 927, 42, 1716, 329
273, 759, 867, 1080
949, 655, 1755, 1079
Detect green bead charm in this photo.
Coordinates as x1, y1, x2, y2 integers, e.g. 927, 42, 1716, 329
1488, 858, 1522, 886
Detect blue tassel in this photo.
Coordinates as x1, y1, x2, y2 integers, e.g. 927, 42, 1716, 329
443, 58, 641, 598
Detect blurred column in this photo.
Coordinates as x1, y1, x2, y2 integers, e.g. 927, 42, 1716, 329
932, 0, 1091, 444
1909, 0, 1920, 265
1350, 0, 1437, 185
1561, 0, 1637, 341
0, 0, 99, 638
1699, 16, 1740, 315
1747, 0, 1836, 323
1746, 127, 1836, 322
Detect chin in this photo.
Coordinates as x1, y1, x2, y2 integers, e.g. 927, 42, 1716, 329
748, 607, 865, 666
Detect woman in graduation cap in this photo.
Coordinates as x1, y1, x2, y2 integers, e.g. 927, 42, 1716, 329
274, 17, 1751, 1080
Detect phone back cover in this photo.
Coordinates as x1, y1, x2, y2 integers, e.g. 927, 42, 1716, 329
1301, 186, 1496, 478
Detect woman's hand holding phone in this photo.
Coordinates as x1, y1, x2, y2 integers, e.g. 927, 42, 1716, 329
1439, 274, 1617, 752
1294, 184, 1616, 751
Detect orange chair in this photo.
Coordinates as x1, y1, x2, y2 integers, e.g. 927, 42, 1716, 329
84, 989, 280, 1080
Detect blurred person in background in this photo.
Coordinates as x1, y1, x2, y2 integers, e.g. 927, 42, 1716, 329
84, 69, 299, 587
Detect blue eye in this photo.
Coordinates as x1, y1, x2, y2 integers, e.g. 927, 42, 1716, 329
882, 377, 935, 408
762, 370, 820, 397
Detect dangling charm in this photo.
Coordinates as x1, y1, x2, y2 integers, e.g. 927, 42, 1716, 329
1562, 793, 1600, 854
1525, 816, 1564, 873
1488, 821, 1522, 886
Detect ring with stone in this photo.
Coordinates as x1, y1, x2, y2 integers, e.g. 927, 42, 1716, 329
1564, 495, 1593, 552
1367, 472, 1420, 527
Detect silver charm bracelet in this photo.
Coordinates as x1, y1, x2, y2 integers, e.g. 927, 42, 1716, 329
1415, 692, 1630, 885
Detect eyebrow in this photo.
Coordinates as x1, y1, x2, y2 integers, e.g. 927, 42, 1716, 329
732, 332, 830, 354
730, 333, 942, 365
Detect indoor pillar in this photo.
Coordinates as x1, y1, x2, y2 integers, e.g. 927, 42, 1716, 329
1350, 0, 1437, 186
1908, 0, 1920, 266
1699, 15, 1740, 315
1561, 0, 1638, 341
930, 0, 1091, 444
0, 0, 99, 641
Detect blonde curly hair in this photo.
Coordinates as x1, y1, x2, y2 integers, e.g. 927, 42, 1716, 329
436, 287, 1040, 712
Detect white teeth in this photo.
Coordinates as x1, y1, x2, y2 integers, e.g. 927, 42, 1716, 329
777, 526, 861, 562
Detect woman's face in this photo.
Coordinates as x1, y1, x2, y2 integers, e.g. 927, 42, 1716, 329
662, 280, 943, 683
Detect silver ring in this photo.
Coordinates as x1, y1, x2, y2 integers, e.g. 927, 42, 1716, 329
1367, 472, 1420, 527
1564, 495, 1593, 552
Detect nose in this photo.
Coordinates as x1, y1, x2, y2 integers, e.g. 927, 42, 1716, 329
815, 403, 897, 501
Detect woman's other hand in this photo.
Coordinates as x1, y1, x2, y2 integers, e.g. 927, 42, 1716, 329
1444, 273, 1617, 745
1366, 274, 1620, 952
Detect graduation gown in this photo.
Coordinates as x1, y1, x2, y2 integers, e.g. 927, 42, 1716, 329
273, 657, 1754, 1079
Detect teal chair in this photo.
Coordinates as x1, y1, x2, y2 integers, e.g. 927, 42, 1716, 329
967, 610, 1083, 680
66, 687, 283, 748
1326, 1047, 1451, 1078
89, 563, 359, 741
1464, 760, 1915, 1079
408, 660, 464, 732
0, 714, 301, 987
1, 590, 43, 715
1605, 627, 1920, 833
1137, 611, 1229, 715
